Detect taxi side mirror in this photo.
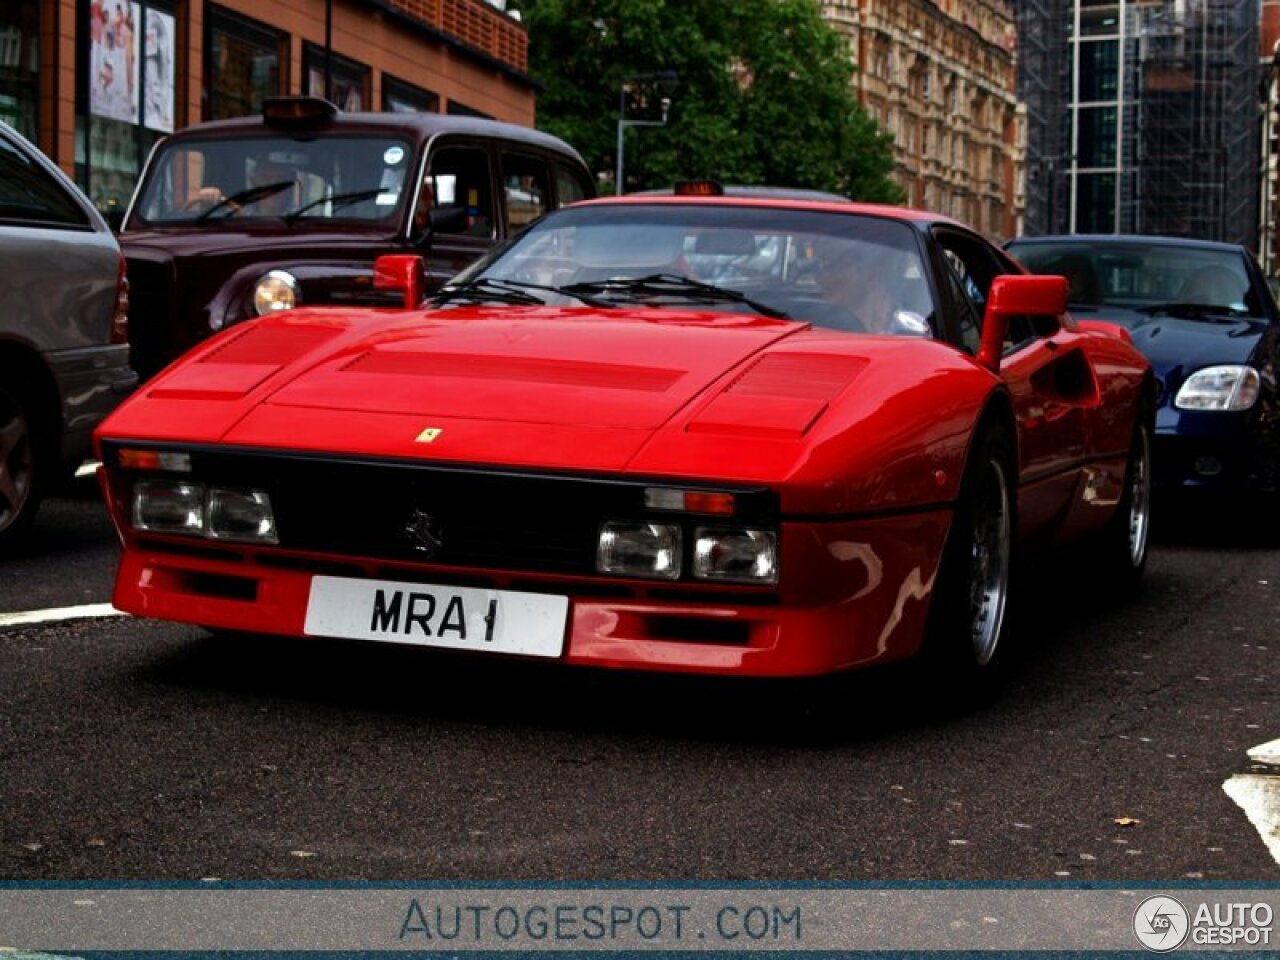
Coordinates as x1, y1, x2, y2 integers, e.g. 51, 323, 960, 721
374, 254, 424, 309
979, 274, 1068, 371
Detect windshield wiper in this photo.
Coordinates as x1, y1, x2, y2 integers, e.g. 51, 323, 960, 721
435, 277, 617, 309
561, 273, 792, 320
282, 188, 386, 225
1133, 302, 1251, 322
434, 278, 551, 307
194, 181, 294, 222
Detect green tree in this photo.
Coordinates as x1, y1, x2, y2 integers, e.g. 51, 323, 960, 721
516, 0, 903, 203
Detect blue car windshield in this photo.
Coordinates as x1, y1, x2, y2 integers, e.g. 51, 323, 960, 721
446, 203, 938, 337
1008, 240, 1262, 320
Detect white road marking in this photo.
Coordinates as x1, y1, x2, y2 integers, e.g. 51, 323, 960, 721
1223, 739, 1280, 867
0, 603, 126, 628
74, 460, 101, 479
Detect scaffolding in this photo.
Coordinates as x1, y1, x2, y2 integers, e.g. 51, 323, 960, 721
1135, 0, 1259, 244
1016, 0, 1072, 234
1018, 0, 1259, 244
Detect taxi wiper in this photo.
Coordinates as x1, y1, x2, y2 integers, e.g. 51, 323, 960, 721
561, 273, 791, 319
194, 181, 294, 222
435, 277, 617, 309
1133, 302, 1250, 322
282, 188, 386, 224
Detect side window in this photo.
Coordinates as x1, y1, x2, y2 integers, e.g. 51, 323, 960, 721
425, 146, 494, 238
501, 152, 550, 230
0, 135, 90, 227
555, 165, 592, 207
940, 246, 983, 355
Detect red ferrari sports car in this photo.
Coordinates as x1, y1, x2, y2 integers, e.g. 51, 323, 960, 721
96, 188, 1154, 689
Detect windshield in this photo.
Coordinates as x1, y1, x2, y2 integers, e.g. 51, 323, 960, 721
1008, 240, 1263, 320
132, 134, 414, 224
446, 203, 936, 336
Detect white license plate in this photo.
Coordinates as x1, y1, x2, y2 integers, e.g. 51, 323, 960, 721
303, 575, 568, 658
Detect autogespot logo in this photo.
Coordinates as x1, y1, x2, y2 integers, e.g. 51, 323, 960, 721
1134, 895, 1191, 952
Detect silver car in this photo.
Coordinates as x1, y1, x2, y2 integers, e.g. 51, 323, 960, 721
0, 122, 137, 551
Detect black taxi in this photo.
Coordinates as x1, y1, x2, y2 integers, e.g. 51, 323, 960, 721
119, 97, 594, 380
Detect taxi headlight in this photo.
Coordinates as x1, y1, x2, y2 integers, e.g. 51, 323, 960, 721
693, 528, 778, 584
1175, 365, 1260, 411
208, 488, 277, 543
597, 522, 682, 580
132, 481, 206, 535
252, 269, 300, 315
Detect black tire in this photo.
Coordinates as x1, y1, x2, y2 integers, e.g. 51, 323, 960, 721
1092, 415, 1153, 598
0, 379, 46, 554
920, 419, 1017, 705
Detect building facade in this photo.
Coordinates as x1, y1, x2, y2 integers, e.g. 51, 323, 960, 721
821, 0, 1025, 240
1019, 0, 1260, 248
0, 0, 534, 217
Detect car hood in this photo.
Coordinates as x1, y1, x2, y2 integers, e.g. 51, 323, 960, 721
120, 224, 398, 261
1117, 313, 1264, 380
118, 305, 820, 472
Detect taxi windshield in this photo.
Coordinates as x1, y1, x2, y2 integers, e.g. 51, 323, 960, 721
132, 134, 414, 224
445, 203, 937, 337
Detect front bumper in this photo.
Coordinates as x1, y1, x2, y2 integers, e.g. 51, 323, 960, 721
106, 500, 951, 678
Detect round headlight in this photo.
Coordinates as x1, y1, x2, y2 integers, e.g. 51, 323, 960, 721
252, 270, 300, 315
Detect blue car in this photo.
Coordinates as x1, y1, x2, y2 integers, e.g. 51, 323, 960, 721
1006, 234, 1280, 493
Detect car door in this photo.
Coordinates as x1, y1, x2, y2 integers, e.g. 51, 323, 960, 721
933, 227, 1094, 539
415, 139, 499, 290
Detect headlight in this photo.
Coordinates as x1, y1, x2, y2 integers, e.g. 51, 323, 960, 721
252, 269, 300, 315
597, 522, 682, 579
693, 528, 778, 584
1174, 365, 1260, 411
208, 488, 277, 543
131, 482, 276, 543
132, 481, 205, 535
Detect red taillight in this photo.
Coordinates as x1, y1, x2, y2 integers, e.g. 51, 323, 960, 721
112, 254, 129, 345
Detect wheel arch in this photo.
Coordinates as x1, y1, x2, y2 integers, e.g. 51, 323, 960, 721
0, 339, 63, 466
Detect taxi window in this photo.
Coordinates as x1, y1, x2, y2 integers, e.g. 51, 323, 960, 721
501, 153, 550, 230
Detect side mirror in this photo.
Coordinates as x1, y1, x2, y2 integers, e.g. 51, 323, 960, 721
374, 254, 424, 309
978, 274, 1068, 371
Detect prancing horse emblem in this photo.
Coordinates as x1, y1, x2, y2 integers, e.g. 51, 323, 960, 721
404, 508, 444, 557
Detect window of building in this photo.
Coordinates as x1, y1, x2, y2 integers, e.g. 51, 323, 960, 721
0, 0, 39, 140
304, 43, 369, 111
1076, 105, 1117, 168
78, 0, 176, 217
1075, 171, 1117, 232
1077, 39, 1119, 101
205, 5, 284, 121
383, 74, 439, 113
447, 100, 494, 119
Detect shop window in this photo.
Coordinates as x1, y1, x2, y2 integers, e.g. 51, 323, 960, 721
0, 0, 39, 140
447, 100, 494, 120
383, 74, 439, 113
304, 43, 368, 112
79, 0, 176, 217
205, 5, 283, 121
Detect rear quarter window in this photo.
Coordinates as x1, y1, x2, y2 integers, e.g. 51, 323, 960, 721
0, 133, 91, 228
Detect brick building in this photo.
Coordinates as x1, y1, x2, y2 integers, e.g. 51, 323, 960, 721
820, 0, 1024, 240
0, 0, 534, 216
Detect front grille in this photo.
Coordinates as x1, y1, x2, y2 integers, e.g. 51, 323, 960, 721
107, 444, 779, 578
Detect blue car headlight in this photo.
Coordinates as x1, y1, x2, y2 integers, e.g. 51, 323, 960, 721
1174, 365, 1260, 412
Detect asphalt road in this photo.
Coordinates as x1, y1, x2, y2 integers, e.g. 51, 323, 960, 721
0, 482, 1277, 880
